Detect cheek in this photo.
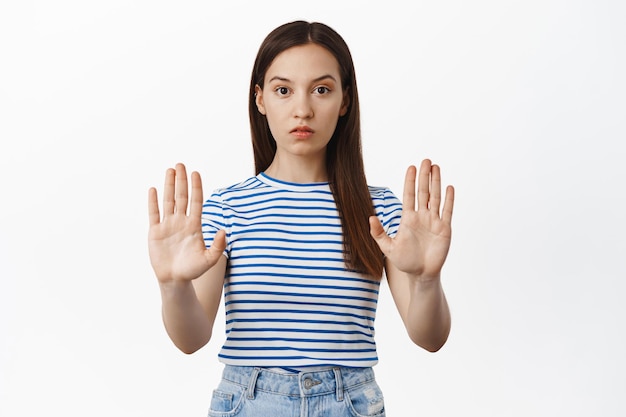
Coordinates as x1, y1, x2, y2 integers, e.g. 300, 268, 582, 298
264, 113, 284, 138
264, 102, 287, 120
322, 106, 343, 126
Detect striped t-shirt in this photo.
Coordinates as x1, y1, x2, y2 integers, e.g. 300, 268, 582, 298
201, 172, 402, 368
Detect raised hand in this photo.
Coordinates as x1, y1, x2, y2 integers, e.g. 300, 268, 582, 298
148, 163, 226, 283
370, 159, 454, 279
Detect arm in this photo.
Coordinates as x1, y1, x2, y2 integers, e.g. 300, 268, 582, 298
370, 159, 454, 352
148, 163, 227, 354
384, 261, 450, 352
159, 256, 226, 354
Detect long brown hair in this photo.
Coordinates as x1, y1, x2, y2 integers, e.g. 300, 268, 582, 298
248, 21, 384, 279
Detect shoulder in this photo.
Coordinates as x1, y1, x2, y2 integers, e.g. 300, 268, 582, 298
367, 185, 400, 203
368, 185, 402, 235
215, 175, 264, 193
368, 185, 392, 198
368, 185, 402, 216
209, 176, 265, 199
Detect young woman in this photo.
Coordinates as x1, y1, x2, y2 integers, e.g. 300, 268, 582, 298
148, 20, 454, 417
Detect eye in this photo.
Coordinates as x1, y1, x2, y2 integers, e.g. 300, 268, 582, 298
275, 86, 290, 96
313, 86, 330, 95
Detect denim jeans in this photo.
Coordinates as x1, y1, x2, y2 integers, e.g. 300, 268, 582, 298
208, 365, 386, 417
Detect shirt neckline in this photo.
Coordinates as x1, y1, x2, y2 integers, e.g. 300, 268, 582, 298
257, 172, 331, 193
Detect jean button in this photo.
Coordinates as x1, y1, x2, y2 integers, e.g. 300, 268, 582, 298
303, 378, 321, 389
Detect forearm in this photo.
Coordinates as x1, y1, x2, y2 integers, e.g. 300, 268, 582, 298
404, 275, 451, 352
159, 280, 214, 354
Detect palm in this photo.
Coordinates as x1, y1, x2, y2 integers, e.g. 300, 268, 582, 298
148, 164, 225, 283
370, 160, 454, 278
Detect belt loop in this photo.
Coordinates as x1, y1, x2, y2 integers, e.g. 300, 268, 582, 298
247, 367, 261, 400
333, 367, 344, 402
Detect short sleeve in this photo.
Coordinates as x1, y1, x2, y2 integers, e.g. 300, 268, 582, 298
201, 189, 230, 258
369, 186, 402, 238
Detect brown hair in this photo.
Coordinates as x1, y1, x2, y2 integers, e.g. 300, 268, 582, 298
248, 21, 384, 278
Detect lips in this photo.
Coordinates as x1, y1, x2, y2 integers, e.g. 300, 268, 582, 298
291, 126, 313, 133
290, 126, 314, 139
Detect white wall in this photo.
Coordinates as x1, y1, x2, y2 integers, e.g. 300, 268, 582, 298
1, 1, 624, 416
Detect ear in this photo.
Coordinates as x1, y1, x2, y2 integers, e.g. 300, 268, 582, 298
339, 88, 350, 116
255, 85, 266, 115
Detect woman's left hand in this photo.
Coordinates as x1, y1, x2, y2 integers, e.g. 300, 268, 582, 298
370, 159, 455, 279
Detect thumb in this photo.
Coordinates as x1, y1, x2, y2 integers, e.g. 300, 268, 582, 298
369, 216, 391, 256
205, 229, 227, 263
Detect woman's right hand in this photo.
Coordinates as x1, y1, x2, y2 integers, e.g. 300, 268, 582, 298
148, 163, 226, 284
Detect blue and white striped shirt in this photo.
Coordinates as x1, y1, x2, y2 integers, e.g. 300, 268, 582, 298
201, 172, 402, 368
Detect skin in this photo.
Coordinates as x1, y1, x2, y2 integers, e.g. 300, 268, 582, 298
148, 43, 454, 354
254, 43, 349, 183
370, 160, 454, 351
148, 165, 227, 353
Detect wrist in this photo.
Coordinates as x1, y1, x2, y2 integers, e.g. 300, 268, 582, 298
159, 279, 195, 298
409, 272, 441, 283
409, 273, 443, 292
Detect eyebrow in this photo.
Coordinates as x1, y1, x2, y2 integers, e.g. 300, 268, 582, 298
267, 74, 338, 84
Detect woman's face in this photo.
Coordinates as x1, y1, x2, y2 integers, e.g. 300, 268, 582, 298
255, 43, 349, 167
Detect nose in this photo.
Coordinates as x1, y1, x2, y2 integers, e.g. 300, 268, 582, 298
293, 92, 313, 119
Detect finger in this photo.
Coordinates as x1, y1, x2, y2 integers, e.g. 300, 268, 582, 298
442, 185, 455, 224
403, 165, 417, 212
205, 229, 227, 264
369, 216, 391, 257
430, 164, 442, 215
175, 163, 189, 215
211, 229, 227, 254
417, 159, 432, 211
162, 167, 176, 215
189, 171, 204, 220
148, 187, 161, 226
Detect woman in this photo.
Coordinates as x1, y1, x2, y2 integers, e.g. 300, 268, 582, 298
148, 20, 454, 417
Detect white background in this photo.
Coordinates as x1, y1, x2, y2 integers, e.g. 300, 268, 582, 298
1, 1, 625, 416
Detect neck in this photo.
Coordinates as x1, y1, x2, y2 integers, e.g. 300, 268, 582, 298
264, 154, 327, 183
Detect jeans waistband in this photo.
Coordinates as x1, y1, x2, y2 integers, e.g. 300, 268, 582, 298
221, 365, 376, 399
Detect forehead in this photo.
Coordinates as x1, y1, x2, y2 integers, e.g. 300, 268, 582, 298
264, 43, 341, 83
